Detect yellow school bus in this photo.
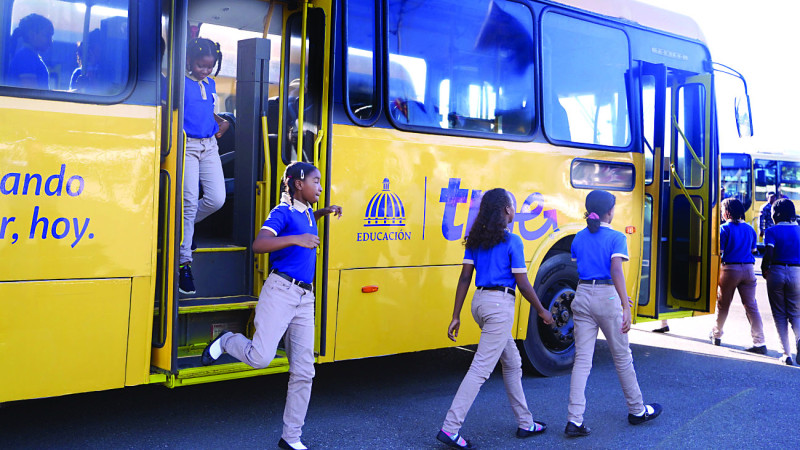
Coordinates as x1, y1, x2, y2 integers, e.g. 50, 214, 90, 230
1, 0, 750, 403
722, 152, 800, 243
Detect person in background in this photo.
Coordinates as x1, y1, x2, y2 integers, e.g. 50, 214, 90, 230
6, 13, 53, 89
760, 192, 777, 239
761, 198, 800, 365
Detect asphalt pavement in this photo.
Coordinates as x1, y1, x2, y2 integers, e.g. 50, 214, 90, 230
2, 262, 798, 449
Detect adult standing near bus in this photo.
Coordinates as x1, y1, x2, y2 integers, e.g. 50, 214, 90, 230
760, 192, 777, 239
179, 37, 229, 294
711, 198, 767, 354
201, 162, 342, 450
6, 13, 53, 90
761, 199, 800, 365
565, 190, 662, 438
436, 188, 553, 449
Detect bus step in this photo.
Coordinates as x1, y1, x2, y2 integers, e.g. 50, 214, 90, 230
178, 295, 258, 314
180, 246, 248, 298
171, 354, 291, 385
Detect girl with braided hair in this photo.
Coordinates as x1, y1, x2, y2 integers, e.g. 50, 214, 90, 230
436, 188, 553, 449
179, 37, 230, 294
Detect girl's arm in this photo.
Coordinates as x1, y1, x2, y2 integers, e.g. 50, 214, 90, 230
448, 264, 474, 342
252, 228, 319, 254
610, 256, 632, 333
314, 205, 343, 221
761, 245, 774, 279
514, 273, 554, 325
214, 114, 230, 138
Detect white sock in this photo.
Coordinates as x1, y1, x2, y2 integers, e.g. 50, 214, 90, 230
209, 334, 225, 359
634, 405, 654, 416
285, 442, 307, 450
570, 421, 582, 427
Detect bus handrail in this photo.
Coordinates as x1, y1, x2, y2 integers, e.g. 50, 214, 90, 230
672, 114, 707, 170
670, 163, 706, 221
314, 129, 324, 165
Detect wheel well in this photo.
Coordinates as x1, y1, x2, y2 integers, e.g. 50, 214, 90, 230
542, 235, 574, 262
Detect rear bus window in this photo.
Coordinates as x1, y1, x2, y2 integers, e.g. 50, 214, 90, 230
1, 0, 130, 96
385, 0, 534, 137
542, 13, 631, 148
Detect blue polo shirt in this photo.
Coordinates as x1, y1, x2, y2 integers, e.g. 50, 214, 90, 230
463, 231, 526, 290
7, 46, 49, 89
262, 196, 317, 284
764, 222, 800, 265
720, 221, 757, 264
571, 224, 629, 280
183, 75, 219, 138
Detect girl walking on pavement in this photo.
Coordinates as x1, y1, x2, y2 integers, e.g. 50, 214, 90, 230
436, 188, 554, 449
711, 197, 766, 354
201, 161, 342, 450
565, 190, 661, 438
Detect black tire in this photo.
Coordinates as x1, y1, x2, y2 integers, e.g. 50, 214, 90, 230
522, 252, 579, 376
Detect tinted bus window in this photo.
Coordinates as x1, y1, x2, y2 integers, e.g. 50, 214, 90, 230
345, 0, 377, 121
2, 0, 130, 96
386, 0, 534, 136
780, 161, 800, 200
754, 159, 777, 202
721, 153, 752, 211
542, 13, 630, 147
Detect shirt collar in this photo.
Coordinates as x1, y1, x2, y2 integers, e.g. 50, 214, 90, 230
186, 72, 210, 83
600, 222, 612, 228
280, 192, 311, 213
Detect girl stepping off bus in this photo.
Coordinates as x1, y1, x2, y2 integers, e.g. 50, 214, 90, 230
201, 162, 342, 450
436, 188, 554, 449
565, 190, 661, 437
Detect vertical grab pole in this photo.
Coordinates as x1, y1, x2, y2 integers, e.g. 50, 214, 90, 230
297, 0, 309, 161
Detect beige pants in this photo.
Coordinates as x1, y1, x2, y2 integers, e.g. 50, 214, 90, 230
765, 265, 800, 356
180, 136, 225, 264
222, 273, 315, 442
713, 264, 765, 346
567, 284, 644, 424
442, 289, 534, 434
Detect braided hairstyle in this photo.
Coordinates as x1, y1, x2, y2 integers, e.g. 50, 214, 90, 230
585, 190, 616, 233
282, 161, 318, 200
464, 188, 511, 250
186, 37, 222, 77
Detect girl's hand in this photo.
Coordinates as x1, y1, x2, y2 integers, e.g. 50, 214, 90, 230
447, 318, 461, 342
215, 120, 230, 138
621, 308, 632, 334
294, 233, 320, 249
325, 205, 343, 218
538, 309, 555, 325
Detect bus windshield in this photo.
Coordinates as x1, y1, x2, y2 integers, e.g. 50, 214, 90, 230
721, 153, 752, 211
754, 158, 777, 202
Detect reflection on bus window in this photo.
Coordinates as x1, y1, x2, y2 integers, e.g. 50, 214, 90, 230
721, 153, 752, 211
780, 161, 800, 200
674, 83, 706, 188
754, 159, 777, 202
385, 0, 534, 136
2, 0, 130, 96
542, 13, 630, 147
346, 0, 377, 121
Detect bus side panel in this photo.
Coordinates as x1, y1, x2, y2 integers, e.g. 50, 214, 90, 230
335, 266, 482, 360
126, 276, 155, 386
0, 279, 131, 402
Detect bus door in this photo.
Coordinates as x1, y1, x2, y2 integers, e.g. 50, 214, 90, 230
638, 61, 714, 317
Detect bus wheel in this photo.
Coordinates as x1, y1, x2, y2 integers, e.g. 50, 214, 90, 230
522, 253, 578, 376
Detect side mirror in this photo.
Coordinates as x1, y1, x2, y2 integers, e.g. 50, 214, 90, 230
735, 95, 753, 138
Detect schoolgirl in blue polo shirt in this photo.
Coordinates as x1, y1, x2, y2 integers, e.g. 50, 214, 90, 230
178, 38, 231, 295
7, 13, 53, 90
201, 162, 341, 450
436, 188, 553, 450
762, 198, 800, 365
711, 198, 766, 353
565, 190, 661, 438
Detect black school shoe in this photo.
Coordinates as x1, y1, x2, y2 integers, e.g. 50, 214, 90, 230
436, 430, 475, 449
745, 345, 767, 355
278, 438, 308, 450
516, 421, 547, 438
628, 403, 663, 425
200, 331, 229, 366
564, 421, 591, 437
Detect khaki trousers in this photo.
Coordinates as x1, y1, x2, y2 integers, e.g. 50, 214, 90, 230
567, 284, 644, 424
222, 273, 315, 442
442, 289, 534, 434
180, 136, 225, 264
713, 264, 765, 346
765, 265, 800, 356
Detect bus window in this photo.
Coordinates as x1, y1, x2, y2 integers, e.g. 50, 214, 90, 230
720, 153, 752, 211
542, 13, 630, 147
780, 161, 800, 200
2, 0, 130, 96
754, 159, 777, 201
385, 0, 534, 136
642, 75, 655, 184
674, 83, 706, 188
345, 0, 377, 121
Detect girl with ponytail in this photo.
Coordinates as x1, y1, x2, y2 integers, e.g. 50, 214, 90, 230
565, 190, 661, 437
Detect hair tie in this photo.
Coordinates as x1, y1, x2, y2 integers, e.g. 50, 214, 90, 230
588, 212, 600, 220
300, 169, 304, 179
